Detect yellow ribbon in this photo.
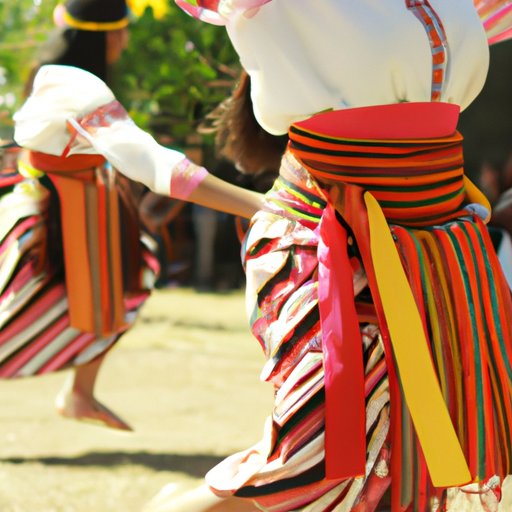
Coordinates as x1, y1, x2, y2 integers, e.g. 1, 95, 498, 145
364, 191, 471, 487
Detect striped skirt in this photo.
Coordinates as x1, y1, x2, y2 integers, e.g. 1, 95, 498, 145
0, 168, 158, 377
205, 152, 512, 512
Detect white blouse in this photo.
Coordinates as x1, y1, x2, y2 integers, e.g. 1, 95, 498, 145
224, 0, 489, 135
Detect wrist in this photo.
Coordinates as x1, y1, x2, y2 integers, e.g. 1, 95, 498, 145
169, 158, 209, 199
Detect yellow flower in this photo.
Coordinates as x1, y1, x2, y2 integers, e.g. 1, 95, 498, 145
127, 0, 168, 19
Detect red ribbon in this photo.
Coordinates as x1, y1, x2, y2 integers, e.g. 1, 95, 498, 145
317, 201, 366, 479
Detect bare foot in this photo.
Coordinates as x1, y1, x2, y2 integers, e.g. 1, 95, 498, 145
55, 389, 133, 431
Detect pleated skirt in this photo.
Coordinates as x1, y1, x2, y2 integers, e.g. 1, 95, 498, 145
205, 153, 512, 512
0, 169, 158, 377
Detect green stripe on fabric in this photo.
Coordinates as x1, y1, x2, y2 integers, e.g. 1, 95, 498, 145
290, 140, 460, 160
299, 164, 463, 179
459, 222, 499, 476
470, 225, 512, 471
362, 175, 462, 193
270, 199, 322, 223
378, 187, 463, 209
415, 234, 450, 397
277, 177, 327, 210
289, 125, 459, 149
446, 226, 486, 476
247, 238, 271, 257
471, 225, 512, 381
400, 385, 414, 507
474, 228, 512, 463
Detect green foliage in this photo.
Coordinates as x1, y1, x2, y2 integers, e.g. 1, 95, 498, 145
0, 0, 240, 145
114, 3, 240, 147
0, 0, 56, 136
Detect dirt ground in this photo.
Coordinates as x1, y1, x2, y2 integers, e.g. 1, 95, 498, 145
0, 288, 273, 512
0, 287, 510, 512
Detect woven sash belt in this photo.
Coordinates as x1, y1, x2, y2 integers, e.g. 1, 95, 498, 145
288, 102, 490, 487
20, 151, 126, 337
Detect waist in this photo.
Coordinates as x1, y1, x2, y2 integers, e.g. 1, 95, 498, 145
27, 151, 106, 176
287, 103, 468, 226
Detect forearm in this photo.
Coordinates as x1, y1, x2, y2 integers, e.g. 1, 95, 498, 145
13, 66, 265, 220
186, 173, 264, 219
167, 158, 264, 218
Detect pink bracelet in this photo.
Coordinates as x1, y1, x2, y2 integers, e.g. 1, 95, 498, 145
170, 158, 209, 199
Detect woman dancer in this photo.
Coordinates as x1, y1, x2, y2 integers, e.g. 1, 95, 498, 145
0, 0, 153, 431
13, 0, 512, 510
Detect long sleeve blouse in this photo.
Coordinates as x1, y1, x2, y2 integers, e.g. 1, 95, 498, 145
179, 0, 490, 135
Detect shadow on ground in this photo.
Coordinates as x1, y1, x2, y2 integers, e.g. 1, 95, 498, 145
1, 451, 225, 477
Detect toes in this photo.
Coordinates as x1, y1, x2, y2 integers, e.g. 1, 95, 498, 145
55, 392, 133, 431
91, 402, 133, 431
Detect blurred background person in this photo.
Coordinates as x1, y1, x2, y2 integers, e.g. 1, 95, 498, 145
0, 0, 160, 431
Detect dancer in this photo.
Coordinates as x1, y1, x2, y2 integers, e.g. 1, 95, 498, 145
0, 0, 155, 431
13, 0, 512, 511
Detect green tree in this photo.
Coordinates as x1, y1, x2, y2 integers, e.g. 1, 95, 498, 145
0, 0, 240, 147
114, 3, 240, 150
0, 0, 55, 137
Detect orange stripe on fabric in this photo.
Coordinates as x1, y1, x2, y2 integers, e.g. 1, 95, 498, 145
292, 151, 462, 169
49, 173, 95, 332
405, 0, 448, 102
371, 180, 463, 202
84, 180, 103, 334
462, 224, 500, 476
289, 134, 462, 155
33, 153, 126, 336
288, 109, 464, 221
107, 175, 126, 332
376, 198, 464, 222
394, 227, 465, 501
391, 227, 429, 332
96, 176, 111, 333
477, 217, 512, 366
417, 231, 464, 433
290, 140, 463, 160
475, 220, 512, 473
436, 229, 479, 476
29, 151, 105, 172
303, 166, 463, 186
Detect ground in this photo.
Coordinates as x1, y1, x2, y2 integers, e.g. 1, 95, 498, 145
0, 288, 272, 512
0, 288, 510, 512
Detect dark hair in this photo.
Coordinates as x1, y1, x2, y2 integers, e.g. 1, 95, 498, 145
24, 27, 107, 96
205, 70, 288, 175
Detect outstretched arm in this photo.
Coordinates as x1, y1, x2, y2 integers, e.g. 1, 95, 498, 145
14, 64, 264, 219
68, 109, 264, 219
187, 172, 264, 218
